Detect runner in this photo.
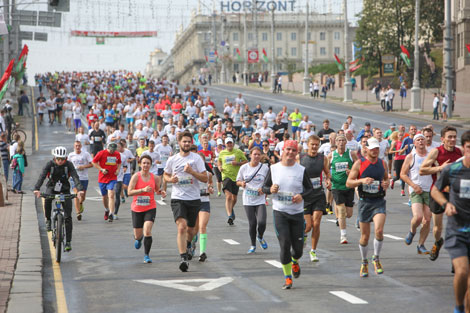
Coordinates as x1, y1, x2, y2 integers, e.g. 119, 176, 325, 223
236, 147, 270, 253
89, 122, 107, 157
217, 137, 248, 225
141, 140, 161, 176
92, 142, 122, 222
68, 141, 93, 221
213, 139, 224, 196
155, 134, 173, 200
430, 130, 470, 313
128, 154, 164, 263
163, 131, 208, 272
262, 140, 313, 289
400, 134, 433, 254
346, 137, 389, 277
301, 135, 331, 262
420, 126, 462, 261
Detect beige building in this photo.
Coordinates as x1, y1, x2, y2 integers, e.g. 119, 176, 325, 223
169, 10, 354, 84
146, 48, 169, 79
451, 0, 470, 91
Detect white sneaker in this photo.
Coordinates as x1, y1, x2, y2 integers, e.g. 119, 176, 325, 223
340, 236, 348, 244
114, 214, 119, 220
309, 250, 319, 262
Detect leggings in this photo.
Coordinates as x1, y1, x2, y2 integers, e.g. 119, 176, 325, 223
114, 181, 123, 215
244, 204, 267, 246
273, 210, 304, 264
393, 159, 406, 190
44, 191, 73, 242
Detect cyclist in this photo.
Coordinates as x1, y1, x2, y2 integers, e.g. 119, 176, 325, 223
33, 146, 84, 252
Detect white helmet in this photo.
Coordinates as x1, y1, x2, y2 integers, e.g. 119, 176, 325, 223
52, 146, 67, 158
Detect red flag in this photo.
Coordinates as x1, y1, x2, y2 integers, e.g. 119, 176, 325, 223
236, 48, 241, 54
400, 45, 410, 59
466, 44, 470, 54
334, 54, 344, 71
0, 58, 15, 90
350, 64, 363, 72
18, 44, 29, 59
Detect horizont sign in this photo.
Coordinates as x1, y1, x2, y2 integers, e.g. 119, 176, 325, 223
220, 0, 297, 12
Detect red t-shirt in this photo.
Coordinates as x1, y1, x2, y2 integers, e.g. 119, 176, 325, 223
92, 150, 121, 183
154, 102, 165, 116
171, 102, 182, 115
87, 113, 98, 127
199, 149, 215, 169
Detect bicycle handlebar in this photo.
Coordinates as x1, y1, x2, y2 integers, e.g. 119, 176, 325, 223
40, 193, 77, 200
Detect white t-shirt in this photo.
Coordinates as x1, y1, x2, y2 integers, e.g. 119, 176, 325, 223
270, 162, 305, 214
301, 130, 316, 150
37, 101, 46, 114
378, 139, 390, 160
161, 110, 173, 124
318, 143, 332, 156
258, 127, 272, 141
275, 141, 284, 158
164, 152, 206, 200
236, 163, 269, 206
156, 144, 173, 169
68, 151, 93, 180
133, 129, 147, 140
346, 140, 359, 152
141, 150, 161, 175
72, 105, 82, 120
122, 149, 134, 174
263, 112, 276, 128
111, 130, 128, 141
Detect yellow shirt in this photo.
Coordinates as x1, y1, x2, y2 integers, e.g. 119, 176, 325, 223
136, 146, 149, 157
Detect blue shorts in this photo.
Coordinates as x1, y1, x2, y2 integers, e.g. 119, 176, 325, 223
70, 179, 89, 191
126, 117, 134, 124
123, 173, 131, 186
157, 168, 164, 176
292, 126, 299, 133
99, 180, 117, 196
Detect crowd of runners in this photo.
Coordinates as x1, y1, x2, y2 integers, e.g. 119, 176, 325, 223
32, 71, 470, 312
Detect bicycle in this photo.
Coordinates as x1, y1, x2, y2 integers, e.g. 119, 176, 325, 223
11, 122, 27, 143
40, 193, 76, 263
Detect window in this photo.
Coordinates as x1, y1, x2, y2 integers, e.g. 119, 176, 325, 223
291, 32, 297, 41
204, 48, 210, 57
320, 32, 326, 40
291, 47, 297, 56
320, 47, 326, 55
234, 63, 239, 71
233, 32, 239, 41
334, 47, 340, 55
277, 47, 282, 56
262, 63, 268, 70
262, 32, 268, 41
276, 32, 282, 41
204, 33, 210, 41
334, 32, 340, 40
248, 32, 253, 41
307, 32, 311, 40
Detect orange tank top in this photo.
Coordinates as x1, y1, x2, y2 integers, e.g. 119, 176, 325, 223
131, 172, 157, 212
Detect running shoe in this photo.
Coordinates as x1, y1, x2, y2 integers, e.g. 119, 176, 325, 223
135, 238, 142, 249
79, 203, 84, 214
309, 250, 319, 262
390, 178, 394, 190
108, 214, 113, 223
199, 252, 207, 262
104, 211, 109, 221
282, 277, 293, 290
401, 190, 405, 196
417, 244, 430, 255
340, 236, 348, 244
217, 192, 221, 197
257, 237, 268, 249
227, 217, 234, 226
247, 246, 256, 254
114, 214, 119, 220
429, 238, 444, 261
360, 260, 369, 277
144, 255, 152, 263
355, 219, 360, 231
76, 213, 82, 221
372, 255, 383, 274
404, 231, 415, 245
121, 197, 125, 203
46, 220, 52, 232
292, 262, 301, 278
179, 259, 189, 272
64, 242, 72, 252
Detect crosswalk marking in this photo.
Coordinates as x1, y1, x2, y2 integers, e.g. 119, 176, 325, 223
223, 239, 240, 245
383, 234, 404, 240
329, 291, 368, 304
264, 260, 283, 268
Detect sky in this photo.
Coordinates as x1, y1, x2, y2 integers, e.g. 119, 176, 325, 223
17, 0, 363, 77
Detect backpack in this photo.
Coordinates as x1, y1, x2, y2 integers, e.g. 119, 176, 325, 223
47, 161, 70, 185
10, 157, 18, 169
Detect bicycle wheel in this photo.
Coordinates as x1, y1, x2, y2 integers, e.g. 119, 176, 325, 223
55, 214, 63, 263
12, 129, 27, 143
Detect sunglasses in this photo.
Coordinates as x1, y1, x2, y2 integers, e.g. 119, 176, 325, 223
262, 144, 268, 147
56, 157, 66, 161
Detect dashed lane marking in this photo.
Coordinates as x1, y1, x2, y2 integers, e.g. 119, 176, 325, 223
264, 260, 283, 268
223, 239, 240, 245
329, 291, 368, 304
383, 234, 404, 240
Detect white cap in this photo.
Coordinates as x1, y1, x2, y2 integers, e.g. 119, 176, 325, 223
217, 138, 224, 145
225, 137, 234, 144
367, 137, 380, 149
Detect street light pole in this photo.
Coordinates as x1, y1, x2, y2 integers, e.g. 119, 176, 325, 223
343, 0, 352, 102
211, 11, 218, 84
2, 0, 9, 72
410, 0, 421, 111
220, 14, 226, 84
445, 0, 453, 118
243, 9, 248, 86
270, 7, 276, 92
302, 1, 309, 95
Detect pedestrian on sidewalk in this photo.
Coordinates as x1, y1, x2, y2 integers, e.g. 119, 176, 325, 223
0, 132, 9, 182
380, 88, 386, 111
11, 142, 26, 194
400, 81, 407, 98
313, 80, 320, 98
258, 73, 263, 87
442, 94, 448, 122
432, 93, 440, 120
331, 76, 335, 90
321, 84, 327, 99
375, 80, 381, 101
386, 85, 395, 111
277, 76, 283, 93
309, 81, 314, 97
17, 90, 30, 117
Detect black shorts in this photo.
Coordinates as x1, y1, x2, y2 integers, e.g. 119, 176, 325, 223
304, 193, 327, 215
332, 188, 355, 207
387, 153, 393, 161
171, 199, 201, 227
223, 178, 239, 195
200, 201, 210, 213
445, 217, 470, 260
106, 122, 114, 127
132, 208, 156, 228
214, 167, 222, 183
430, 192, 448, 214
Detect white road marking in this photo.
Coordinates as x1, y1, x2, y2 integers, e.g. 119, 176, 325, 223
329, 291, 368, 304
383, 234, 404, 240
95, 187, 102, 196
135, 277, 234, 292
264, 260, 283, 268
223, 239, 240, 245
156, 200, 166, 206
327, 219, 337, 223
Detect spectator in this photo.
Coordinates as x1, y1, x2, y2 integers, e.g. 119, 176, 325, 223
432, 93, 440, 120
11, 142, 26, 194
18, 90, 31, 117
0, 133, 9, 182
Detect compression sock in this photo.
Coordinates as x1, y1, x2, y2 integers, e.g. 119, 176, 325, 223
455, 305, 464, 313
359, 244, 368, 261
291, 257, 298, 264
144, 236, 152, 255
200, 233, 207, 254
340, 229, 347, 237
374, 238, 383, 257
282, 262, 293, 278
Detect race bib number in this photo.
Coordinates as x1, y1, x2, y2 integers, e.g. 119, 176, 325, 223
460, 179, 470, 199
136, 196, 150, 206
94, 137, 102, 142
178, 176, 193, 187
363, 180, 380, 193
324, 134, 329, 141
310, 177, 321, 189
225, 155, 235, 165
335, 162, 348, 172
205, 155, 211, 163
161, 155, 168, 162
105, 156, 117, 165
54, 181, 62, 192
277, 191, 294, 204
246, 188, 259, 197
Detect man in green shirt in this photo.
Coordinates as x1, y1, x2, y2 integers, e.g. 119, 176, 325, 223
218, 137, 248, 225
288, 108, 302, 140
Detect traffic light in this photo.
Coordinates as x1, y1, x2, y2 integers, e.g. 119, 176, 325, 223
49, 0, 59, 6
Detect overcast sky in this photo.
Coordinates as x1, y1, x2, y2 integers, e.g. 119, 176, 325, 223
18, 0, 362, 77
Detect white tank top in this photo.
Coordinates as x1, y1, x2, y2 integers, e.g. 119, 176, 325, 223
408, 150, 433, 193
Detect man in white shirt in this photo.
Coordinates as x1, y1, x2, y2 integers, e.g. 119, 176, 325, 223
234, 93, 245, 106
110, 124, 128, 142
68, 141, 93, 220
263, 106, 277, 128
432, 93, 440, 120
345, 130, 359, 151
386, 85, 395, 112
374, 128, 390, 160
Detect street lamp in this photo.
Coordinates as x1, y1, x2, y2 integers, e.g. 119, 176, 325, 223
410, 0, 421, 112
302, 1, 310, 95
343, 0, 352, 102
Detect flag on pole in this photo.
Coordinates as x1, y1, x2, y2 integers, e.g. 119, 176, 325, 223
334, 54, 344, 71
205, 56, 209, 66
0, 76, 12, 103
466, 44, 470, 55
400, 45, 411, 67
236, 48, 242, 62
15, 44, 29, 75
349, 58, 360, 66
0, 58, 14, 90
262, 48, 269, 63
214, 50, 219, 62
350, 64, 363, 72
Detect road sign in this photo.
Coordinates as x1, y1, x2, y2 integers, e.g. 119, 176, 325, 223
209, 51, 216, 63
248, 49, 259, 63
20, 31, 33, 41
135, 277, 234, 292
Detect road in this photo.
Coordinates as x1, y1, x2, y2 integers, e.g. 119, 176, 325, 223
24, 84, 457, 313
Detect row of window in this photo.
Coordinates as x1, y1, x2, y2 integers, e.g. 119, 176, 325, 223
232, 31, 341, 42
222, 47, 340, 57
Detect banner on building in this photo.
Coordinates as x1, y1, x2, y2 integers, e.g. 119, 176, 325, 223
71, 30, 157, 38
248, 49, 259, 63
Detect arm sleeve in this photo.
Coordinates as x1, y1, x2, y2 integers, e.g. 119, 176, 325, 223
262, 168, 273, 195
34, 162, 52, 190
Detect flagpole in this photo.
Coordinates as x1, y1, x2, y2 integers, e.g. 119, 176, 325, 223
445, 0, 453, 118
342, 0, 352, 102
302, 1, 309, 95
270, 7, 276, 92
2, 0, 9, 73
410, 0, 421, 112
243, 8, 248, 86
220, 14, 226, 84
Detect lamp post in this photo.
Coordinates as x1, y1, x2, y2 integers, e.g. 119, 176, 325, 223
243, 9, 248, 86
302, 1, 310, 95
270, 7, 276, 92
410, 0, 421, 112
445, 0, 453, 118
220, 15, 226, 84
343, 0, 352, 102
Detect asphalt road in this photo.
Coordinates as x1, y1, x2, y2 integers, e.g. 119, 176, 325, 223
25, 84, 458, 313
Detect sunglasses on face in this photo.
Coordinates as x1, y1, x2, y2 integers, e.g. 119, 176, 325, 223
262, 144, 268, 147
56, 157, 66, 161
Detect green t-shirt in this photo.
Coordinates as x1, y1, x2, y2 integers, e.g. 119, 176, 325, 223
219, 148, 247, 181
289, 112, 302, 127
330, 149, 354, 190
383, 129, 394, 144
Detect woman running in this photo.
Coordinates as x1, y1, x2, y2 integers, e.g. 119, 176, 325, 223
128, 155, 165, 263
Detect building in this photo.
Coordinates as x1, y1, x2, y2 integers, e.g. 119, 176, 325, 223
169, 10, 354, 84
451, 0, 470, 92
145, 48, 169, 79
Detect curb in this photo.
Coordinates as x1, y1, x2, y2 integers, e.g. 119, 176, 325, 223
7, 195, 43, 313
